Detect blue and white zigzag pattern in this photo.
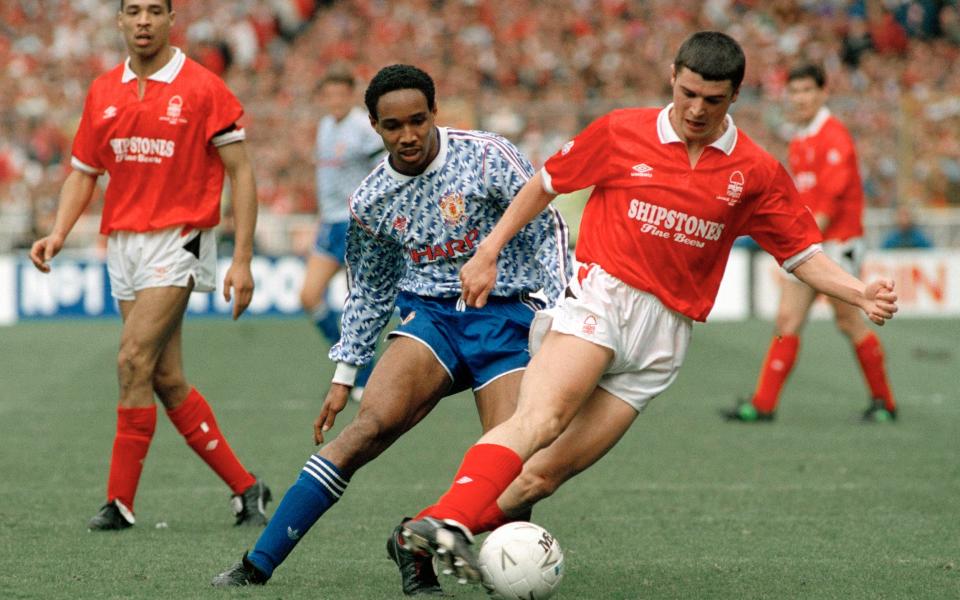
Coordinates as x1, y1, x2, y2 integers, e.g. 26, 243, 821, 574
330, 127, 571, 367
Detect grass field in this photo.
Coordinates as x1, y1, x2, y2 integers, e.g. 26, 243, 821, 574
1, 316, 958, 599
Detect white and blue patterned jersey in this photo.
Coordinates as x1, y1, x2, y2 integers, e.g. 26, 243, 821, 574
330, 127, 571, 367
315, 107, 383, 223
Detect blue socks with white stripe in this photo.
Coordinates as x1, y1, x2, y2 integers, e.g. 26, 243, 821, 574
246, 455, 348, 577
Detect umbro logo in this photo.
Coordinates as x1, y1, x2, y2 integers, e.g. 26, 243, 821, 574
631, 163, 653, 178
103, 106, 118, 120
287, 526, 301, 540
455, 476, 474, 485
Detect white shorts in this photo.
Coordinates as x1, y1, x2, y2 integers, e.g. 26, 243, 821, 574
789, 237, 864, 282
106, 226, 216, 301
529, 264, 692, 412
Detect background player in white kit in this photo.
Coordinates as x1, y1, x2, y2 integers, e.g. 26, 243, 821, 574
300, 65, 384, 400
213, 64, 570, 593
29, 0, 270, 531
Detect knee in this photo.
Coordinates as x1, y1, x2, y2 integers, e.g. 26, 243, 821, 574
117, 339, 155, 382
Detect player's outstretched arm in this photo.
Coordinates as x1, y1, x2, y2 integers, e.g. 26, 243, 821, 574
30, 170, 98, 273
218, 141, 258, 320
792, 252, 898, 325
460, 171, 557, 308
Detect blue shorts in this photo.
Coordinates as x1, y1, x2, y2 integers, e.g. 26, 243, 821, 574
388, 292, 545, 393
312, 221, 349, 264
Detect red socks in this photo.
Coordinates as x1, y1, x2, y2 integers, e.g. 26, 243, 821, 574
752, 335, 800, 414
166, 388, 255, 494
107, 405, 157, 513
855, 333, 896, 412
417, 444, 523, 533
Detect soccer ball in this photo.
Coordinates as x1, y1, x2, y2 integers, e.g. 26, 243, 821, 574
477, 522, 565, 600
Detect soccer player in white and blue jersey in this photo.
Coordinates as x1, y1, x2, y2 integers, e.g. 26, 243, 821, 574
300, 66, 384, 397
212, 64, 571, 593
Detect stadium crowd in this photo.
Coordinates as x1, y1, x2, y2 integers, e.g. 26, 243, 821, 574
2, 0, 960, 251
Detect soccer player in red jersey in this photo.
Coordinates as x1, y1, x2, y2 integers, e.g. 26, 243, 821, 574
29, 0, 270, 531
396, 32, 899, 584
725, 63, 897, 423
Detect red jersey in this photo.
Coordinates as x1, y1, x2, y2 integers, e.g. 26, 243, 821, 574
71, 49, 246, 235
788, 107, 864, 241
543, 106, 821, 321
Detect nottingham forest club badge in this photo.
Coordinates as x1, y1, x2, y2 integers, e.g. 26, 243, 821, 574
439, 191, 466, 226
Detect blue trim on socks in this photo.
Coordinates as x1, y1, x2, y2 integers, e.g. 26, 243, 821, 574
247, 455, 348, 577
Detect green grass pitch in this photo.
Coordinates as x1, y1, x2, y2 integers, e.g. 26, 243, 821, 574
1, 316, 958, 599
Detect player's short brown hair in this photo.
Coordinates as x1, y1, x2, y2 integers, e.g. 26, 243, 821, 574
788, 63, 826, 88
120, 0, 173, 11
674, 31, 746, 92
320, 66, 356, 90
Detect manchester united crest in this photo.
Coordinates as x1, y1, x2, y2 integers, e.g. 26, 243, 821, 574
439, 191, 466, 226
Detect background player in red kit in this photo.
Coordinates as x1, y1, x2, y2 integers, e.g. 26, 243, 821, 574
29, 0, 270, 530
725, 63, 897, 423
395, 32, 899, 584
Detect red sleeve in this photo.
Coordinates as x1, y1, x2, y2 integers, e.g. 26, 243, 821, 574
203, 74, 244, 143
542, 113, 614, 194
70, 86, 103, 172
745, 162, 822, 264
814, 127, 857, 223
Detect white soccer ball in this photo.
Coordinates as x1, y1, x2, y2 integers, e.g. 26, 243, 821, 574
477, 522, 565, 600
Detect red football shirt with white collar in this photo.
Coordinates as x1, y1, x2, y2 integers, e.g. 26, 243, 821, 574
543, 105, 821, 321
71, 48, 246, 235
788, 107, 864, 241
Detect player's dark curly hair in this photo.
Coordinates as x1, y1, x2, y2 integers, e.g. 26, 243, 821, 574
120, 0, 173, 11
364, 64, 436, 121
674, 31, 746, 92
787, 63, 826, 88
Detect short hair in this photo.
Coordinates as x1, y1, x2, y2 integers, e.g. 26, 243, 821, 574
787, 63, 826, 88
120, 0, 173, 11
364, 64, 436, 121
320, 66, 356, 90
673, 31, 746, 92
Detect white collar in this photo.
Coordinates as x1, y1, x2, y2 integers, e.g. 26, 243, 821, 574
794, 107, 831, 139
121, 47, 185, 84
656, 103, 738, 156
385, 126, 448, 181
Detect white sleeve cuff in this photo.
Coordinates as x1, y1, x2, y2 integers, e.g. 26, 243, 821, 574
211, 127, 246, 147
71, 156, 103, 175
331, 362, 358, 387
540, 167, 558, 195
782, 243, 822, 272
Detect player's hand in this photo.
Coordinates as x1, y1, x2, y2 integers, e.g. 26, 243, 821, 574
223, 260, 254, 320
29, 234, 65, 273
460, 245, 498, 308
862, 279, 898, 326
314, 384, 350, 444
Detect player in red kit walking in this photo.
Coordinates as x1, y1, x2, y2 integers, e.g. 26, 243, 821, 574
29, 0, 270, 531
724, 63, 897, 423
393, 32, 899, 584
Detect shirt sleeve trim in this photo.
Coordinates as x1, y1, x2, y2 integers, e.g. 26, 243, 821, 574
211, 128, 246, 147
70, 156, 103, 175
782, 244, 822, 272
541, 167, 557, 195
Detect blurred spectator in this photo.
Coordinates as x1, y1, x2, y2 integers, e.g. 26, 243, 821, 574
2, 0, 960, 251
882, 204, 934, 248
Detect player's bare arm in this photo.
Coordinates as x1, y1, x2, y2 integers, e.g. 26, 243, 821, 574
460, 171, 556, 308
217, 141, 258, 320
792, 252, 897, 325
30, 170, 99, 273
